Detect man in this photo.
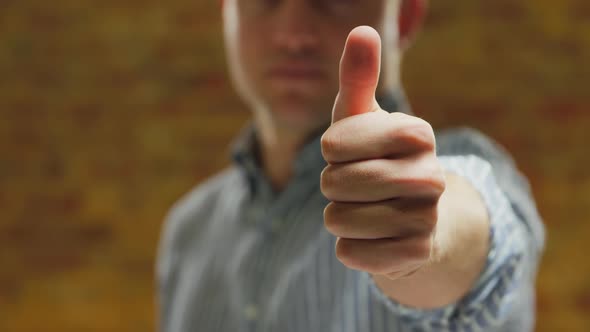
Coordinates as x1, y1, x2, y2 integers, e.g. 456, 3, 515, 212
157, 0, 545, 331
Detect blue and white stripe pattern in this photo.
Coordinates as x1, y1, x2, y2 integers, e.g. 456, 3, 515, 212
157, 99, 544, 332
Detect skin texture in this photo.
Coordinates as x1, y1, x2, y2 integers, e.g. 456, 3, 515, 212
222, 0, 490, 309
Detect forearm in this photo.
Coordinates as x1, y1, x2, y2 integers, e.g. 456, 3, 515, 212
372, 172, 490, 309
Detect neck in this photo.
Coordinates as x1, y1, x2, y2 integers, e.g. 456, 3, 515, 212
252, 88, 402, 192
255, 117, 313, 192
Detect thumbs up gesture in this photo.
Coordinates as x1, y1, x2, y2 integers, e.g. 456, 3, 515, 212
321, 26, 446, 280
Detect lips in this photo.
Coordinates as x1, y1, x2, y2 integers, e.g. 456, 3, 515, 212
267, 64, 326, 81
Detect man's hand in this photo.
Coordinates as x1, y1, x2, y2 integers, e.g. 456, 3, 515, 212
321, 26, 445, 280
320, 26, 489, 309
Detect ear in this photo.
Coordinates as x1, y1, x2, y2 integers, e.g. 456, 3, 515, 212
398, 0, 428, 49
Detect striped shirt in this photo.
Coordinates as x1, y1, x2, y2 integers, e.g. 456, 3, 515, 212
156, 93, 545, 332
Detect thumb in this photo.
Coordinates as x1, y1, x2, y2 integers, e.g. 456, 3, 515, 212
332, 26, 382, 124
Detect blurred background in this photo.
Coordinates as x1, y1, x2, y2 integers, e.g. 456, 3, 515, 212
1, 0, 589, 331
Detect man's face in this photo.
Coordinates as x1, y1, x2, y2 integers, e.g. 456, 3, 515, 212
223, 0, 393, 131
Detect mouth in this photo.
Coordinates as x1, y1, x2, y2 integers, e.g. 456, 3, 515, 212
267, 63, 327, 81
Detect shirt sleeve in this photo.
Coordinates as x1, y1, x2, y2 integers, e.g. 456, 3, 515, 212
359, 154, 544, 331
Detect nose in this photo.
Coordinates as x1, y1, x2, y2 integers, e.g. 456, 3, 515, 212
271, 0, 320, 54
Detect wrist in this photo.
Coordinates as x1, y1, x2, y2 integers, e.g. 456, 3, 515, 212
371, 171, 490, 309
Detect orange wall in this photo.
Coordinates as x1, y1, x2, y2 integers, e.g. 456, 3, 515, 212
1, 1, 588, 331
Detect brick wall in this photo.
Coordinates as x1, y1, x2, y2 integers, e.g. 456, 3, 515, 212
0, 0, 588, 331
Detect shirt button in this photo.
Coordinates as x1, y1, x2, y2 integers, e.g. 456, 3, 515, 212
243, 303, 259, 321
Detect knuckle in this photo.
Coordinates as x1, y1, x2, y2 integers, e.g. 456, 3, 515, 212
335, 238, 354, 265
428, 162, 447, 195
416, 156, 446, 196
337, 239, 393, 275
391, 117, 435, 151
410, 236, 433, 262
320, 166, 337, 200
320, 130, 342, 162
336, 239, 381, 273
413, 121, 436, 150
323, 203, 341, 235
419, 204, 439, 231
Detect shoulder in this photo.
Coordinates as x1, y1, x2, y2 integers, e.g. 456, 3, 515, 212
156, 166, 244, 273
156, 166, 245, 328
165, 166, 243, 233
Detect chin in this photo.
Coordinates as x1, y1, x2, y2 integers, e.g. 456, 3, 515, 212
273, 104, 323, 128
269, 97, 331, 131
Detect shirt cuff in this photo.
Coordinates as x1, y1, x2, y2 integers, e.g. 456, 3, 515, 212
361, 155, 529, 330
